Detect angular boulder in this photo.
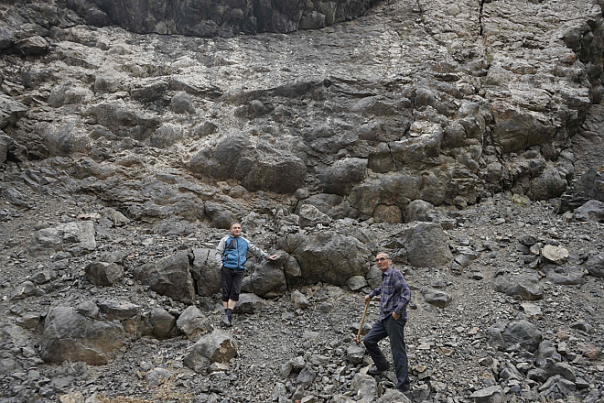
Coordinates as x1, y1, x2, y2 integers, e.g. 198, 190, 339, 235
493, 273, 543, 300
241, 262, 287, 297
85, 262, 124, 286
290, 231, 370, 285
134, 252, 195, 304
190, 248, 222, 297
184, 330, 237, 367
401, 222, 453, 268
41, 307, 124, 365
176, 306, 212, 341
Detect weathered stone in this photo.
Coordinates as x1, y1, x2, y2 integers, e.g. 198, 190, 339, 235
241, 262, 286, 297
574, 199, 604, 221
493, 273, 543, 300
470, 385, 506, 403
30, 221, 96, 256
171, 91, 195, 114
402, 223, 453, 268
423, 288, 452, 308
184, 330, 237, 365
85, 262, 124, 286
296, 366, 316, 388
346, 344, 365, 365
404, 199, 436, 223
98, 300, 141, 337
149, 307, 176, 339
350, 373, 377, 403
289, 231, 370, 285
298, 204, 332, 228
318, 158, 367, 196
14, 35, 48, 55
147, 368, 171, 386
502, 320, 542, 352
176, 306, 212, 341
16, 312, 41, 329
150, 123, 185, 148
0, 94, 29, 129
347, 275, 368, 291
291, 290, 310, 309
10, 281, 39, 300
585, 254, 604, 278
191, 248, 222, 297
134, 252, 195, 304
541, 245, 569, 264
40, 306, 124, 365
233, 293, 267, 314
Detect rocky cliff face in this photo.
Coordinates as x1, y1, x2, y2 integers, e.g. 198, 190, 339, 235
1, 0, 604, 224
64, 0, 378, 37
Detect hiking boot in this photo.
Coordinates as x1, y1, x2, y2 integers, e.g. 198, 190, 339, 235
368, 364, 390, 375
221, 314, 232, 327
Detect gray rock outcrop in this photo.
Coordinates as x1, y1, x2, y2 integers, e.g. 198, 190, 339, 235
40, 306, 125, 365
286, 231, 370, 285
401, 223, 453, 268
134, 252, 196, 304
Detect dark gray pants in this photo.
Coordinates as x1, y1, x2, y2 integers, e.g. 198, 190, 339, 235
363, 315, 410, 391
221, 267, 244, 302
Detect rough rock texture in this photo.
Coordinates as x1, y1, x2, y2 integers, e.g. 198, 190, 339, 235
40, 306, 125, 365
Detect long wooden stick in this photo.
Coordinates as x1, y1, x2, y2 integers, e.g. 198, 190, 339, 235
355, 300, 370, 343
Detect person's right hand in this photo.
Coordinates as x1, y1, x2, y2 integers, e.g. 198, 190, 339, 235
365, 295, 371, 304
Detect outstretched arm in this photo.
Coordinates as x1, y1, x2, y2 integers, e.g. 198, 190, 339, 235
245, 237, 278, 260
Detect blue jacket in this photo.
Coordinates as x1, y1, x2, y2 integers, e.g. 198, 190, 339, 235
215, 236, 269, 271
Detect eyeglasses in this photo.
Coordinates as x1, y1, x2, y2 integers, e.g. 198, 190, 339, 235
375, 257, 388, 262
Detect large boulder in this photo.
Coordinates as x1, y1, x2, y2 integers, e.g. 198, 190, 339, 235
234, 293, 268, 314
190, 135, 306, 193
487, 320, 542, 353
289, 231, 370, 285
574, 166, 604, 203
30, 221, 97, 256
574, 200, 604, 222
40, 307, 124, 365
241, 262, 287, 297
527, 165, 567, 200
318, 158, 367, 195
490, 105, 555, 153
400, 222, 453, 268
134, 252, 196, 304
191, 248, 222, 297
97, 300, 141, 337
348, 173, 421, 219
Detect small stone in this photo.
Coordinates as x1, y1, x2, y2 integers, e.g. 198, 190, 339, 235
541, 245, 569, 264
147, 368, 171, 386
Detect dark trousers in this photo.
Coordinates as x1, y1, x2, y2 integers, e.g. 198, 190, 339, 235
363, 315, 410, 391
221, 267, 244, 302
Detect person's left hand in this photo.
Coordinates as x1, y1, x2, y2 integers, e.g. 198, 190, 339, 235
392, 312, 400, 320
269, 254, 279, 260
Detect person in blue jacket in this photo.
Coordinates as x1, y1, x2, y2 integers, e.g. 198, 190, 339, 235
215, 222, 277, 326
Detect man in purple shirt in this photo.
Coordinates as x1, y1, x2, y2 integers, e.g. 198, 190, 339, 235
363, 252, 412, 393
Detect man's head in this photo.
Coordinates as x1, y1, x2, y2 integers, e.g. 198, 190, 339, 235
230, 223, 242, 237
375, 252, 392, 273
